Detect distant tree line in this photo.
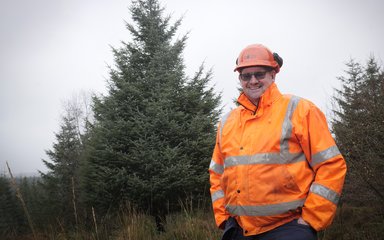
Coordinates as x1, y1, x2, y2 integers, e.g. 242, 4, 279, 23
1, 0, 383, 239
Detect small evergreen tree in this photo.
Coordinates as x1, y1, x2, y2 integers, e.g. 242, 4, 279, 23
81, 0, 221, 224
0, 176, 26, 237
39, 113, 83, 226
332, 57, 384, 204
17, 177, 46, 230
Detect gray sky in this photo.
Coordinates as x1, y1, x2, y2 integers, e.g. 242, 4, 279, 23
1, 0, 383, 175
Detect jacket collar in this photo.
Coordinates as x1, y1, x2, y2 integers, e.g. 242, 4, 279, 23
237, 83, 282, 114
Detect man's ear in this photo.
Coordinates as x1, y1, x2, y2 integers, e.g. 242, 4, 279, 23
271, 70, 276, 81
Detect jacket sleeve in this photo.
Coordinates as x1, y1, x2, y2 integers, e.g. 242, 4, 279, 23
295, 101, 347, 231
209, 122, 229, 228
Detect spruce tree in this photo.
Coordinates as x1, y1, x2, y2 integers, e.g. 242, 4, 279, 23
18, 177, 47, 229
40, 113, 83, 226
332, 57, 384, 203
332, 60, 364, 168
0, 176, 26, 237
81, 0, 221, 222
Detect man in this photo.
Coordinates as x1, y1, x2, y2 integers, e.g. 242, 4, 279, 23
209, 44, 347, 240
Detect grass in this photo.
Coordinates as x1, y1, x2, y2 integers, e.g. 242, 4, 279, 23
4, 204, 384, 240
10, 204, 221, 240
111, 202, 222, 240
319, 202, 384, 240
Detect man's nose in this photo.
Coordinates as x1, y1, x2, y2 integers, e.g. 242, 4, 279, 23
249, 75, 259, 83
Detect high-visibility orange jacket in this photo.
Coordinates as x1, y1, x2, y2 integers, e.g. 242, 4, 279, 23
209, 83, 347, 236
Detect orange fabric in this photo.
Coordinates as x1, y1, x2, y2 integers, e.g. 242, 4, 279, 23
209, 83, 346, 236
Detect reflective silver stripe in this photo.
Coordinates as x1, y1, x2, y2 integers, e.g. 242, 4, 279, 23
310, 183, 340, 205
285, 152, 307, 164
224, 152, 305, 168
211, 189, 224, 203
209, 159, 224, 175
223, 96, 306, 168
219, 111, 232, 142
311, 145, 341, 167
280, 96, 300, 153
226, 198, 305, 216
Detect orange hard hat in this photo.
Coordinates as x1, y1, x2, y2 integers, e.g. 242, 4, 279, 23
234, 44, 282, 73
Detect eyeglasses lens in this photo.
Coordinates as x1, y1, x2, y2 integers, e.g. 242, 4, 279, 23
240, 71, 267, 81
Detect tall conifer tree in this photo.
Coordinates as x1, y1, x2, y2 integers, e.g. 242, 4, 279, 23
332, 57, 384, 203
81, 0, 221, 220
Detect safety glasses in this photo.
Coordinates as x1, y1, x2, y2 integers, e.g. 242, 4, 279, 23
239, 71, 268, 81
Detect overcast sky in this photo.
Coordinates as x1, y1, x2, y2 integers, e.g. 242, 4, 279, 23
1, 0, 383, 175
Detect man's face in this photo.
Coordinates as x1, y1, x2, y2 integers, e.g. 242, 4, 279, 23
239, 66, 275, 104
